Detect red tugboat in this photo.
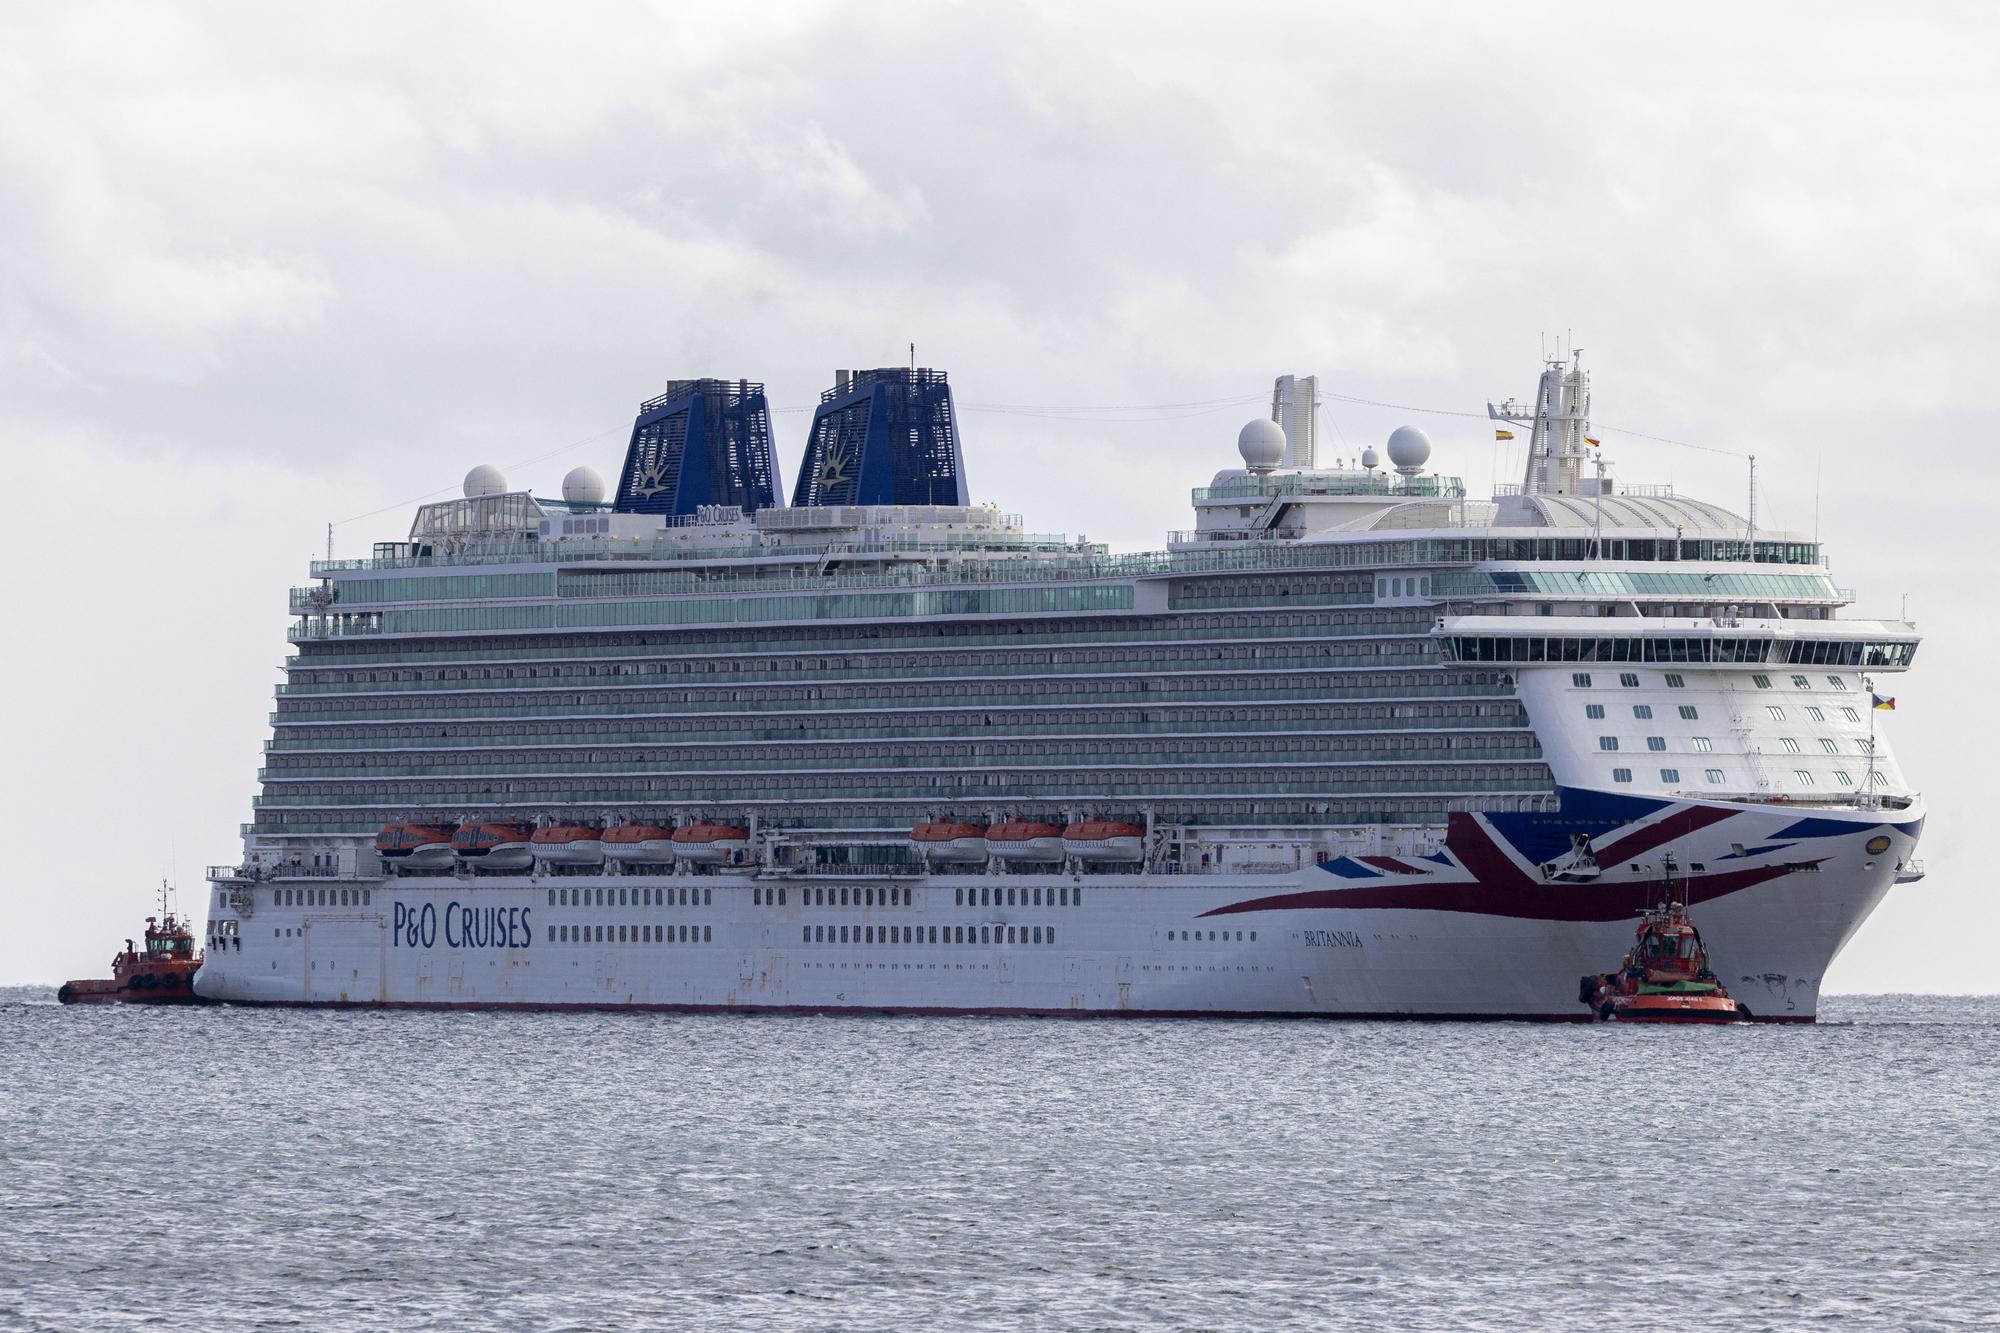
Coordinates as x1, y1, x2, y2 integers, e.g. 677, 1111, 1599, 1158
58, 885, 214, 1006
1580, 855, 1748, 1024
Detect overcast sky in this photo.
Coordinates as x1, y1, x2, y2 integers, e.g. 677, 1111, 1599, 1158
4, 1, 1993, 990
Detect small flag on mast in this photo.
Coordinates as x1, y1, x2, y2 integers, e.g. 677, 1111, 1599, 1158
1871, 694, 1897, 711
1583, 435, 1602, 447
1494, 429, 1514, 441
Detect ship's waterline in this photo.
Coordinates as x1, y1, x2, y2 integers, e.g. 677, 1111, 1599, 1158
200, 354, 1922, 1019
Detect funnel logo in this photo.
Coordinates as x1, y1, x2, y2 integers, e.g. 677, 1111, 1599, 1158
630, 462, 670, 498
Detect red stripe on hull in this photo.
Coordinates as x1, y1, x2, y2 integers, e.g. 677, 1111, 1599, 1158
1198, 859, 1820, 922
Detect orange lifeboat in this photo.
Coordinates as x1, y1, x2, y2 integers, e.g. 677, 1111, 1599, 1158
1062, 819, 1146, 864
59, 907, 212, 1006
531, 821, 604, 867
911, 820, 990, 864
453, 821, 536, 872
376, 821, 456, 870
672, 822, 752, 865
602, 822, 677, 864
984, 820, 1065, 863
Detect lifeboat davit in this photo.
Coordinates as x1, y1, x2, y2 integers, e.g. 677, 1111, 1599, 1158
672, 822, 751, 865
601, 823, 676, 864
453, 821, 536, 872
984, 820, 1065, 863
376, 821, 457, 870
911, 820, 990, 864
1581, 897, 1748, 1023
1062, 819, 1145, 863
532, 822, 604, 867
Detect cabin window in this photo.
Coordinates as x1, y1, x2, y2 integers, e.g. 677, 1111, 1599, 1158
1619, 673, 1640, 688
1705, 769, 1727, 784
1647, 737, 1667, 751
1585, 704, 1605, 719
1791, 675, 1811, 689
1679, 705, 1699, 720
1632, 705, 1653, 719
1828, 676, 1848, 690
1664, 673, 1686, 688
1572, 673, 1592, 688
1766, 705, 1786, 721
1598, 737, 1619, 751
1692, 737, 1713, 751
1660, 768, 1681, 783
1611, 768, 1633, 783
1794, 770, 1816, 785
1753, 674, 1773, 688
1835, 771, 1854, 785
1780, 738, 1801, 752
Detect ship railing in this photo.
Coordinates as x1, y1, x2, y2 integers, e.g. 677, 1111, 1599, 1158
207, 862, 378, 883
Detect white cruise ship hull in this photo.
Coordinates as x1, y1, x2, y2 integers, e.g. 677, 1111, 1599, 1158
198, 792, 1921, 1022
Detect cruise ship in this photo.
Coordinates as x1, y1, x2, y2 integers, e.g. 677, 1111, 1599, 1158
197, 353, 1923, 1020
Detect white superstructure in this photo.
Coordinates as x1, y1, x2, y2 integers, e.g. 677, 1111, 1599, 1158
198, 352, 1923, 1020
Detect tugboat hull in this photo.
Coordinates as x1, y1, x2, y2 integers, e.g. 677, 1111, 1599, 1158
58, 969, 212, 1005
1604, 993, 1746, 1023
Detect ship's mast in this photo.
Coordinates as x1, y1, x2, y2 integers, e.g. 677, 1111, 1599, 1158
1489, 347, 1593, 495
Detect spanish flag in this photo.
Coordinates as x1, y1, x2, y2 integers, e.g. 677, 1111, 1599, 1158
1872, 693, 1897, 711
1584, 435, 1602, 447
1494, 429, 1514, 441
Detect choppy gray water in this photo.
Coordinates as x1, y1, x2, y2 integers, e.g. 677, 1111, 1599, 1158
2, 991, 1995, 1331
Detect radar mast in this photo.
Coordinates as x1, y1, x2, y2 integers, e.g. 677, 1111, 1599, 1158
1488, 347, 1593, 495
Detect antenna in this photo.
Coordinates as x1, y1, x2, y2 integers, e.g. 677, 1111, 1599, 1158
327, 523, 334, 562
1746, 454, 1758, 561
910, 342, 915, 372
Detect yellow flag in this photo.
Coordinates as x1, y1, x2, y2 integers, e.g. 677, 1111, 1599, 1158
1494, 429, 1514, 441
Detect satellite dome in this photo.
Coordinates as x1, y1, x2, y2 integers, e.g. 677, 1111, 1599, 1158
1360, 446, 1381, 472
1386, 425, 1433, 475
463, 463, 509, 498
1237, 418, 1286, 473
562, 465, 607, 506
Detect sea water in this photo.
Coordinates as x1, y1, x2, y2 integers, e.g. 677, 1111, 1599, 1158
2, 991, 1994, 1330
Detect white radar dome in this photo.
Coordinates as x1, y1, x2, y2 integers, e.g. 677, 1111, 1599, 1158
1360, 446, 1381, 472
1386, 425, 1433, 475
463, 463, 509, 498
562, 465, 607, 506
1237, 418, 1286, 473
